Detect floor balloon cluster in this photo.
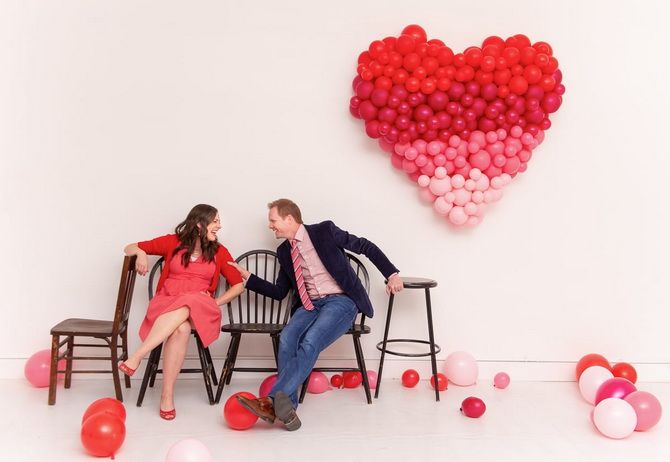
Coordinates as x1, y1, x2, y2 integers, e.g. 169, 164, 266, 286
576, 353, 662, 439
350, 25, 564, 226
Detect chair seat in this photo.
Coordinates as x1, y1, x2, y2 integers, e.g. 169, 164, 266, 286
222, 323, 284, 334
50, 318, 114, 336
347, 324, 371, 335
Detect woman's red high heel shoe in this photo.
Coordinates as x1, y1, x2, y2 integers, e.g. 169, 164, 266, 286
159, 408, 176, 420
118, 362, 136, 377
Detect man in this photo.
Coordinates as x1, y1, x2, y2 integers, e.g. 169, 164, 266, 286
230, 198, 403, 431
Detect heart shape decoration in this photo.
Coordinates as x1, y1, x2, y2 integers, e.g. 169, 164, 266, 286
350, 25, 565, 226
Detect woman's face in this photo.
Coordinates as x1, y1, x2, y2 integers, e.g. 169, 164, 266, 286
205, 213, 221, 241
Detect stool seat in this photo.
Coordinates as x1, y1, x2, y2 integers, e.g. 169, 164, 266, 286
401, 277, 437, 289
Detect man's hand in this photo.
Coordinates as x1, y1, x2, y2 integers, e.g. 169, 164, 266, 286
386, 273, 403, 295
228, 261, 251, 279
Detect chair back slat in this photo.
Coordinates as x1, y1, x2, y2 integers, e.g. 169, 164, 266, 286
345, 252, 370, 327
112, 255, 138, 335
224, 250, 292, 326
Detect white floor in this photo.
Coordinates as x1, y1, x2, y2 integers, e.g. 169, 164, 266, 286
2, 378, 668, 462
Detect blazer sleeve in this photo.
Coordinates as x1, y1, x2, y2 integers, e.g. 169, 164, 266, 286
137, 234, 178, 257
217, 246, 243, 286
246, 266, 293, 301
327, 221, 399, 278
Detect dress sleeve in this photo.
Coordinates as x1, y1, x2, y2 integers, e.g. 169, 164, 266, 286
218, 246, 243, 286
137, 234, 178, 257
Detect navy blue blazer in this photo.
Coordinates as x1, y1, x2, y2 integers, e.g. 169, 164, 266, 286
245, 221, 399, 318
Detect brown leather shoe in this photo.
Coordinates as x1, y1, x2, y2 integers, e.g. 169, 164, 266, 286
236, 395, 275, 423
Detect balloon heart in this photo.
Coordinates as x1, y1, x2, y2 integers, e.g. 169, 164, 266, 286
350, 25, 565, 226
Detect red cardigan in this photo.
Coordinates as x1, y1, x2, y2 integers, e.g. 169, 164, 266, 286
137, 234, 243, 294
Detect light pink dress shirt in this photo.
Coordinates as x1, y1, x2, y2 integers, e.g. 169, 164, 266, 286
293, 224, 343, 299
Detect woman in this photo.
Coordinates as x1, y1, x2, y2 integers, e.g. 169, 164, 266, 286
119, 204, 244, 420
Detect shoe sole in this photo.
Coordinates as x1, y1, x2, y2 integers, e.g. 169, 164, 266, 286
235, 395, 275, 424
274, 391, 301, 431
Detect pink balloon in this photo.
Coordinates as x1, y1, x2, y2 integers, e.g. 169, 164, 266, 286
578, 366, 613, 404
448, 206, 468, 226
593, 398, 637, 439
624, 391, 663, 431
307, 371, 331, 394
366, 370, 378, 389
595, 378, 637, 405
444, 351, 478, 386
258, 374, 277, 398
493, 372, 510, 389
166, 439, 212, 462
25, 349, 64, 388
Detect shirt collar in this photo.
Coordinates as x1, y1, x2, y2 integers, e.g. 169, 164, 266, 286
293, 224, 306, 243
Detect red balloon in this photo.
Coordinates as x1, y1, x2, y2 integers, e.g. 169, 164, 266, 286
612, 362, 638, 384
343, 371, 363, 389
223, 392, 259, 430
402, 25, 427, 44
576, 353, 611, 380
461, 397, 486, 418
430, 373, 448, 391
330, 374, 344, 388
82, 398, 126, 425
80, 412, 126, 457
401, 369, 420, 388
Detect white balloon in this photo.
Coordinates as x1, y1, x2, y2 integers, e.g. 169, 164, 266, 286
593, 398, 637, 439
579, 366, 614, 404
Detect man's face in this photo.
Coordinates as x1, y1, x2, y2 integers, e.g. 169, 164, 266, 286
268, 207, 294, 239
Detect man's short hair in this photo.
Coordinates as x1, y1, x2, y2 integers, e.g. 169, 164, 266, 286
268, 198, 303, 224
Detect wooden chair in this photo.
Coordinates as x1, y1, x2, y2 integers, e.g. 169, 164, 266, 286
136, 257, 218, 406
214, 250, 293, 404
298, 253, 373, 404
48, 255, 137, 405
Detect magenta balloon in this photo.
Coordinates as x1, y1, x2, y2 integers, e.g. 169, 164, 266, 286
525, 109, 545, 124
395, 115, 411, 130
414, 104, 434, 121
461, 94, 474, 107
407, 93, 422, 107
427, 91, 448, 111
525, 98, 540, 111
390, 84, 409, 100
355, 80, 374, 99
481, 83, 497, 101
352, 76, 362, 91
465, 81, 480, 96
436, 112, 451, 128
461, 397, 486, 418
397, 101, 411, 114
541, 93, 562, 113
554, 84, 566, 96
478, 118, 497, 132
553, 69, 563, 85
387, 95, 401, 108
447, 82, 465, 100
365, 120, 381, 138
471, 98, 487, 115
370, 88, 389, 108
377, 107, 397, 123
526, 84, 545, 100
358, 101, 378, 121
595, 378, 637, 405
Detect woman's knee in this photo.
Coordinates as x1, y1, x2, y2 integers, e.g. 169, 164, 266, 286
171, 321, 191, 339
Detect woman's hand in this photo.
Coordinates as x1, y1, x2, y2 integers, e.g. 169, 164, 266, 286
227, 261, 250, 279
135, 251, 149, 276
215, 282, 244, 306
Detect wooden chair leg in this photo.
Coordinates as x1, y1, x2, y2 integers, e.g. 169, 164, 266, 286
110, 340, 123, 402
137, 345, 161, 407
204, 346, 218, 386
149, 343, 164, 388
64, 336, 74, 389
298, 374, 309, 404
353, 335, 372, 404
121, 331, 131, 388
48, 335, 60, 405
271, 334, 280, 367
194, 335, 215, 405
215, 335, 237, 404
225, 335, 241, 385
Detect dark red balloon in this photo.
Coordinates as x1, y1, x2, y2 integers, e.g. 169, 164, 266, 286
576, 353, 611, 380
82, 398, 126, 425
343, 371, 363, 389
330, 374, 344, 388
461, 397, 486, 418
430, 373, 448, 391
612, 362, 638, 384
224, 392, 259, 430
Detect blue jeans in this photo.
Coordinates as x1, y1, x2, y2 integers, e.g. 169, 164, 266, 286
269, 295, 358, 408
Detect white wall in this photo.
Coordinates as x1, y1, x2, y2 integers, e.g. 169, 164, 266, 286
2, 0, 669, 380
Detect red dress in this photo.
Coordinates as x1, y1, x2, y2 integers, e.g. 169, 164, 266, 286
136, 234, 243, 348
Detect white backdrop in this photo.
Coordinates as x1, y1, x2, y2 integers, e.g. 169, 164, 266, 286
2, 0, 669, 380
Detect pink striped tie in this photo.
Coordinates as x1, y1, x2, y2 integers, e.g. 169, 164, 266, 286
290, 239, 314, 311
